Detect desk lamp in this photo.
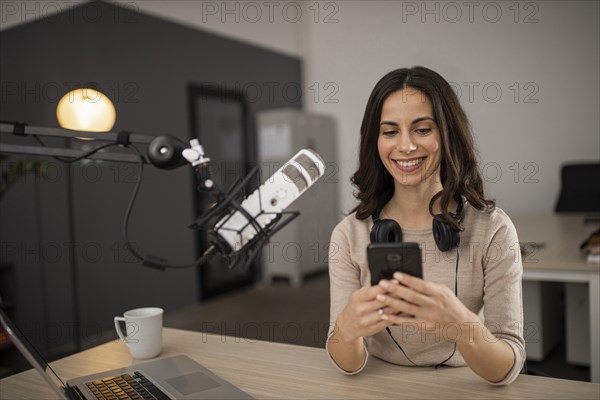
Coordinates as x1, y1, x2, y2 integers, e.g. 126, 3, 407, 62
56, 88, 116, 134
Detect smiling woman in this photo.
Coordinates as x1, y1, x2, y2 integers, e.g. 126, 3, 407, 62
326, 66, 525, 386
352, 67, 493, 229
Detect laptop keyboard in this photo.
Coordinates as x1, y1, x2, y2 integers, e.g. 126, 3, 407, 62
85, 371, 169, 400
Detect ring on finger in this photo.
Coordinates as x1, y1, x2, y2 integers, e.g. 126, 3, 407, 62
378, 307, 384, 315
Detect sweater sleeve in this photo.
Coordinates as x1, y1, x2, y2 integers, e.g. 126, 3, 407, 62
325, 218, 369, 374
480, 210, 526, 385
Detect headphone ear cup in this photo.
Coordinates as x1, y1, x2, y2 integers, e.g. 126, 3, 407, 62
433, 219, 460, 252
371, 219, 403, 243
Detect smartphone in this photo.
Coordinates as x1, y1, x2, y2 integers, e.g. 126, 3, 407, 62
367, 242, 423, 285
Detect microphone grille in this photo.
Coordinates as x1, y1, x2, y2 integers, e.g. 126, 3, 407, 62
283, 164, 308, 192
293, 150, 323, 183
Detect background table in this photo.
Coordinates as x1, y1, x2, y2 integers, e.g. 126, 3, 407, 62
512, 214, 600, 383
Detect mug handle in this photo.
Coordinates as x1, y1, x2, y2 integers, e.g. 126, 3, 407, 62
114, 316, 127, 342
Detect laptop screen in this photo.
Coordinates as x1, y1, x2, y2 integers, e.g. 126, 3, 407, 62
0, 309, 69, 399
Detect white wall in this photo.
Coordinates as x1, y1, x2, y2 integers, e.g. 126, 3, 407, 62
3, 0, 598, 214
301, 0, 600, 214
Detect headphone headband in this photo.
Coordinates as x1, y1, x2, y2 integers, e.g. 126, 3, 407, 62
451, 193, 464, 222
372, 207, 382, 223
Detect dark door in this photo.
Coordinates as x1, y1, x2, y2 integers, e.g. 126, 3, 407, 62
188, 84, 258, 300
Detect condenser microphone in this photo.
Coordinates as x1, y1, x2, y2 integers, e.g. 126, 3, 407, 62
207, 149, 325, 255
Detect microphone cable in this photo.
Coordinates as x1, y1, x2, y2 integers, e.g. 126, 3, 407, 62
119, 143, 217, 270
32, 134, 119, 163
385, 250, 459, 368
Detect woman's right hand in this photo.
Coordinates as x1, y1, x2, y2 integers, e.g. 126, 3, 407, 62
335, 284, 391, 343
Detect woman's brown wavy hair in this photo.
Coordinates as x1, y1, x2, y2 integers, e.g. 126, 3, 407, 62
351, 66, 495, 230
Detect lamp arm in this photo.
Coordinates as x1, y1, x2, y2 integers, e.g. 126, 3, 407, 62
0, 122, 196, 170
0, 122, 154, 143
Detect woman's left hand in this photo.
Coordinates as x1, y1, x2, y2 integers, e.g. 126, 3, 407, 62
376, 272, 476, 343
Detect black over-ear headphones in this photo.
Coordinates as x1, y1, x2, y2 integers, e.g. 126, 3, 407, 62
370, 193, 464, 251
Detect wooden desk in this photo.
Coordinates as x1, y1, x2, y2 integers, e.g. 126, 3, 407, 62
512, 214, 600, 384
1, 328, 599, 399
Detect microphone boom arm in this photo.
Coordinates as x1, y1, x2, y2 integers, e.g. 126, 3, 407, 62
0, 121, 309, 271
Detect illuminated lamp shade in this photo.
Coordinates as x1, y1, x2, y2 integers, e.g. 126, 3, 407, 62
56, 88, 116, 137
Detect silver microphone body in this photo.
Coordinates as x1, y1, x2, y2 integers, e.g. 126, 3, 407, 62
209, 149, 325, 254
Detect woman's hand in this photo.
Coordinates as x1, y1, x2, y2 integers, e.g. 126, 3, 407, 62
336, 285, 392, 343
376, 272, 477, 343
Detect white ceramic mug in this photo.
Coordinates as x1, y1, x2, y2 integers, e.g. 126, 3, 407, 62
114, 307, 163, 359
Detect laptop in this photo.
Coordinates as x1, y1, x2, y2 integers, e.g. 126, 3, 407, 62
0, 309, 253, 399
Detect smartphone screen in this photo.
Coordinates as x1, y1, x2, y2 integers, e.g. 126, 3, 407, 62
367, 242, 423, 285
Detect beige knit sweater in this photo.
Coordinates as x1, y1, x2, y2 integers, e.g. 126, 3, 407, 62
326, 202, 525, 385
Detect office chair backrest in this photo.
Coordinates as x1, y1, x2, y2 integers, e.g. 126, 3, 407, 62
555, 163, 600, 213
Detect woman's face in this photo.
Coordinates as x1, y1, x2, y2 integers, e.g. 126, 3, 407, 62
377, 88, 442, 189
